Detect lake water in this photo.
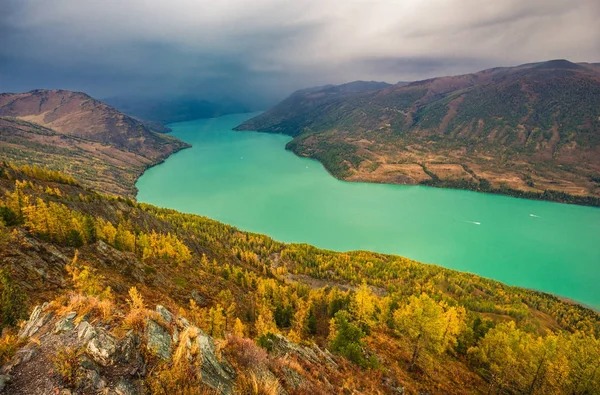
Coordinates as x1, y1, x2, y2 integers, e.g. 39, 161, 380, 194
137, 113, 600, 308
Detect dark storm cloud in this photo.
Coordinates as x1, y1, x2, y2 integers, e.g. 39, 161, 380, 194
1, 0, 599, 104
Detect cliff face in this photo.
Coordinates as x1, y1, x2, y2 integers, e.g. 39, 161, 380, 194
0, 90, 189, 197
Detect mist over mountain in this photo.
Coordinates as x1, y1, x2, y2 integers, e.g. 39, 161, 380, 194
104, 95, 253, 125
2, 1, 599, 103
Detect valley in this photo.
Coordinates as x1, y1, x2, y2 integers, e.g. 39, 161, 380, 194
136, 113, 600, 309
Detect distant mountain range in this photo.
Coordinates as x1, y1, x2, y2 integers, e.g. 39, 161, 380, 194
236, 60, 600, 205
0, 89, 189, 196
104, 95, 252, 126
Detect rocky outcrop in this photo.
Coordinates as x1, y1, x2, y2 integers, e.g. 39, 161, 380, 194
1, 304, 237, 394
195, 330, 236, 394
264, 334, 337, 368
18, 303, 54, 338
145, 320, 171, 361
86, 328, 119, 367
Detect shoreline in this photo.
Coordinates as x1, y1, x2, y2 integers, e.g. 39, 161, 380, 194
234, 122, 600, 208
284, 144, 600, 208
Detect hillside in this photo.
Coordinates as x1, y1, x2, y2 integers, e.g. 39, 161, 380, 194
0, 90, 189, 196
0, 163, 599, 394
236, 60, 600, 205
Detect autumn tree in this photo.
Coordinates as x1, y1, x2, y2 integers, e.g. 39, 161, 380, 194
255, 305, 277, 338
393, 293, 463, 371
350, 281, 376, 330
468, 321, 528, 392
208, 304, 226, 338
233, 318, 246, 337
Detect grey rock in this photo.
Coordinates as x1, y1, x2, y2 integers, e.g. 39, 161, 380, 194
77, 321, 97, 344
119, 330, 140, 363
145, 320, 171, 360
270, 334, 337, 368
155, 305, 173, 323
65, 311, 77, 320
19, 304, 54, 338
0, 375, 10, 392
87, 329, 118, 366
195, 330, 235, 394
0, 346, 39, 375
115, 378, 138, 395
86, 370, 106, 390
54, 318, 75, 334
176, 316, 190, 328
14, 346, 38, 365
191, 290, 205, 305
80, 356, 100, 373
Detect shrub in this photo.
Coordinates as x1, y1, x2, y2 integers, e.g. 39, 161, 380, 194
225, 334, 268, 368
52, 346, 85, 388
0, 269, 28, 330
0, 330, 26, 366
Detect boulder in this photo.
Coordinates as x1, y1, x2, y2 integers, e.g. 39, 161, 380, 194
77, 321, 97, 344
80, 356, 100, 373
86, 329, 118, 366
145, 320, 171, 360
85, 369, 106, 390
0, 345, 38, 375
195, 330, 236, 394
176, 316, 190, 328
119, 330, 141, 364
155, 305, 173, 323
114, 378, 139, 395
53, 315, 76, 334
19, 304, 54, 338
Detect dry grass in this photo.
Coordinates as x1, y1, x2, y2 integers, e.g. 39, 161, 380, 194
145, 325, 214, 395
235, 371, 281, 395
50, 293, 116, 324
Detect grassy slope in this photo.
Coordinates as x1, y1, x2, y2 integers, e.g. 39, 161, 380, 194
0, 90, 190, 197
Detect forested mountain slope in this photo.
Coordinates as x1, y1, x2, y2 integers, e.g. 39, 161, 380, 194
0, 163, 598, 394
236, 60, 600, 205
0, 90, 189, 196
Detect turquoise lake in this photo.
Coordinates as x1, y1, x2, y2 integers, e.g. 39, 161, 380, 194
136, 113, 600, 309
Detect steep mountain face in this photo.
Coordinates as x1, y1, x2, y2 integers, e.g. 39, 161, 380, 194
236, 60, 600, 204
237, 80, 392, 135
0, 90, 189, 196
0, 164, 599, 394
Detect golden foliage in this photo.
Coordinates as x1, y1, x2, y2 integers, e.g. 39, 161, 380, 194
0, 330, 26, 366
51, 346, 85, 388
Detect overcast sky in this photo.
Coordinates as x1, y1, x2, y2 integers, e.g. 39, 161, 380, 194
1, 0, 599, 104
